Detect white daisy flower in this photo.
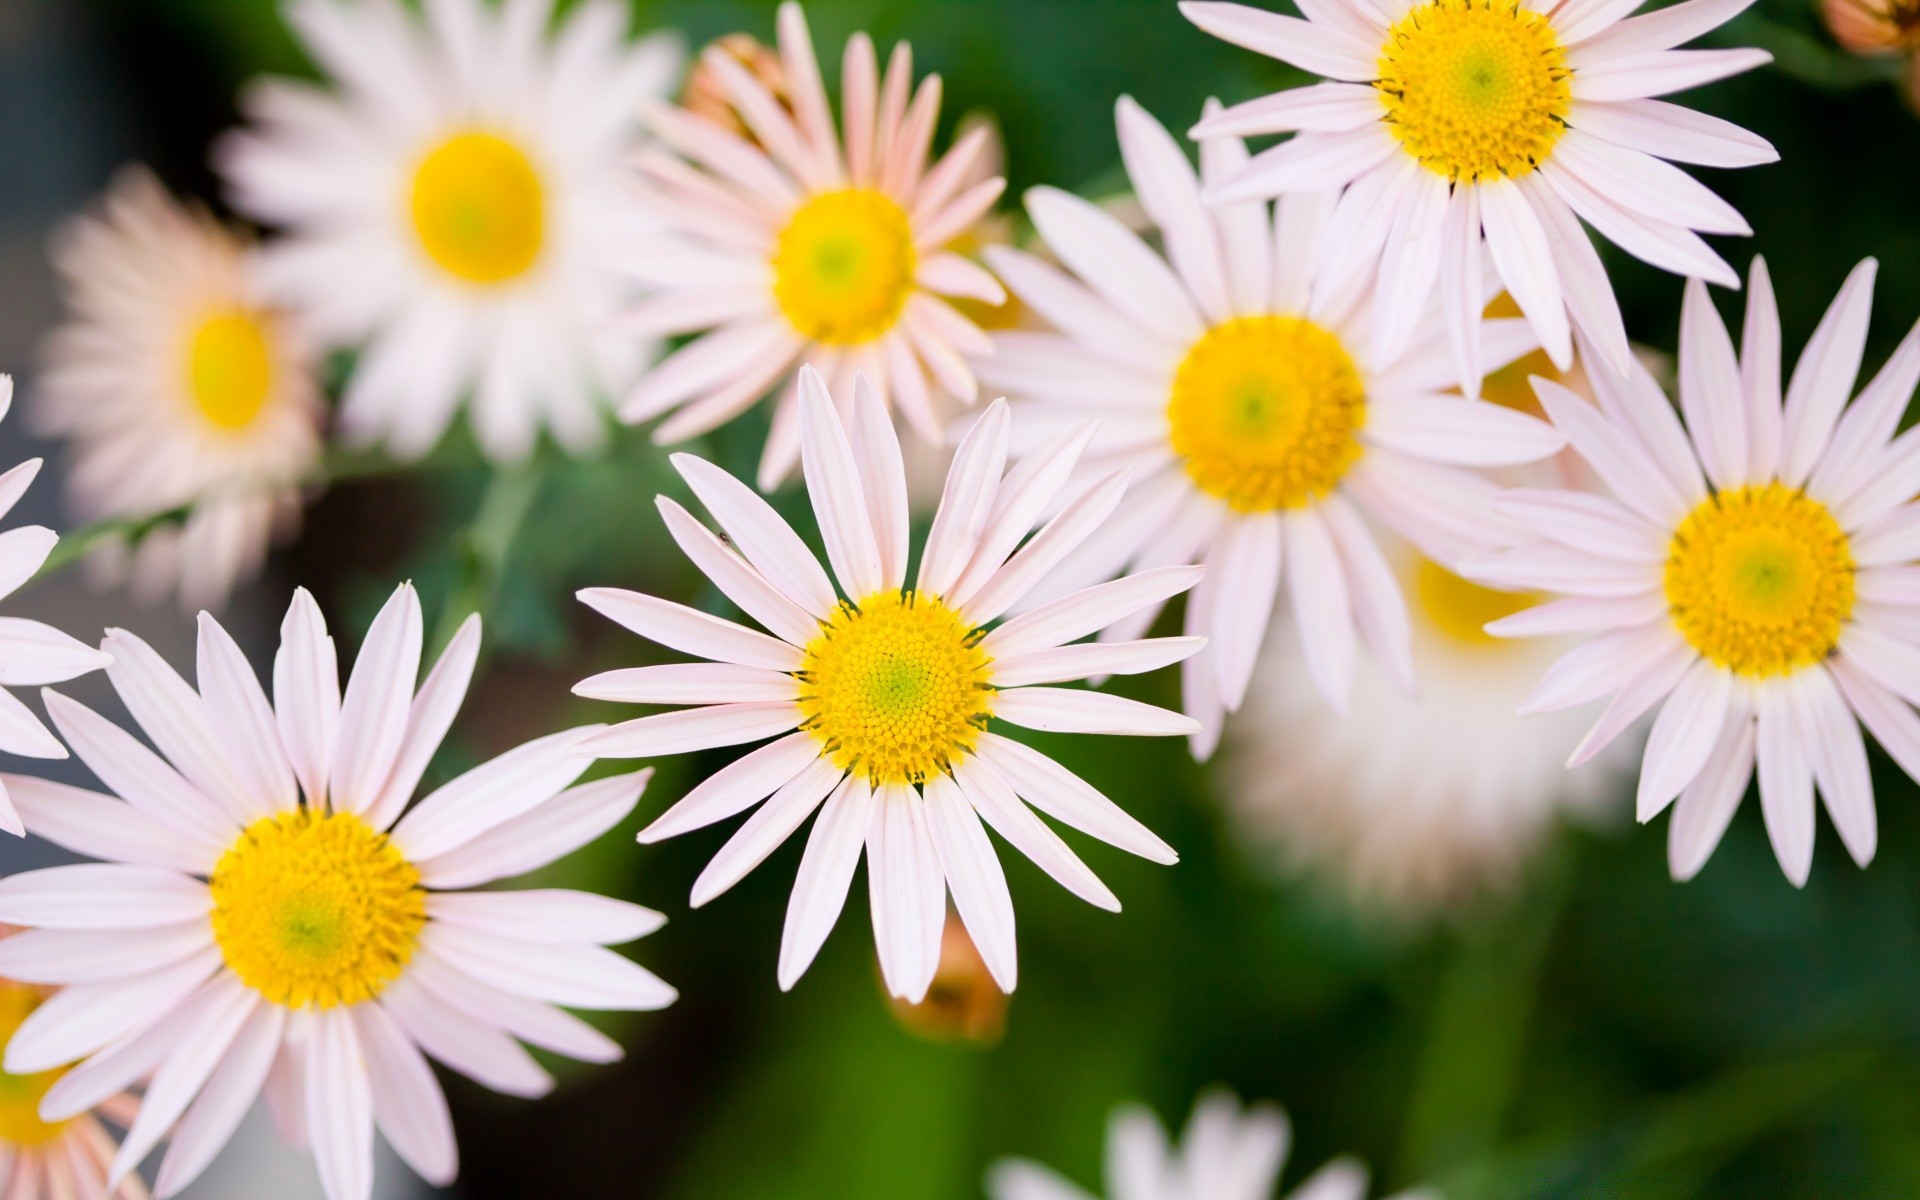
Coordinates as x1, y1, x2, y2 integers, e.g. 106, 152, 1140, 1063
1468, 257, 1920, 885
0, 375, 116, 837
0, 583, 672, 1200
217, 0, 683, 462
1228, 544, 1624, 912
987, 1088, 1436, 1200
618, 1, 1008, 490
33, 168, 323, 610
977, 99, 1566, 753
574, 365, 1201, 1001
1180, 0, 1777, 391
0, 974, 146, 1200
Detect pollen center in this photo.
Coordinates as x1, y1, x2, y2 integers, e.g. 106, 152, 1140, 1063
0, 985, 70, 1147
1414, 556, 1537, 646
772, 189, 918, 345
210, 809, 427, 1009
1167, 316, 1367, 512
1664, 484, 1856, 678
410, 131, 546, 285
184, 309, 275, 432
797, 592, 994, 785
1377, 0, 1571, 183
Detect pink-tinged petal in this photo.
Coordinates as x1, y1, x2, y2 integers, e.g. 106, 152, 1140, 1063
991, 637, 1204, 689
1831, 657, 1920, 786
1550, 129, 1751, 236
423, 925, 676, 1011
3, 947, 219, 1074
574, 703, 799, 761
983, 567, 1206, 659
1486, 592, 1669, 638
274, 587, 340, 808
0, 685, 61, 762
0, 864, 209, 931
671, 453, 838, 616
691, 756, 843, 907
0, 775, 211, 873
1566, 637, 1697, 766
103, 628, 253, 824
405, 951, 622, 1065
975, 732, 1177, 864
306, 1010, 375, 1200
1637, 658, 1733, 820
698, 44, 821, 188
109, 974, 258, 1188
1538, 159, 1737, 285
916, 177, 1009, 251
427, 890, 664, 946
1789, 667, 1872, 868
40, 981, 206, 1121
574, 663, 797, 706
1532, 379, 1689, 525
848, 374, 913, 589
0, 526, 56, 605
778, 774, 875, 990
624, 320, 798, 429
924, 772, 1018, 992
1780, 258, 1877, 487
952, 758, 1120, 911
578, 588, 804, 672
952, 423, 1100, 608
362, 613, 480, 833
1118, 96, 1230, 323
1570, 98, 1778, 168
351, 1001, 455, 1187
909, 121, 994, 227
329, 583, 422, 816
0, 922, 210, 986
390, 727, 597, 861
1201, 515, 1282, 710
1523, 178, 1632, 375
916, 253, 1005, 305
775, 1, 842, 182
414, 770, 652, 890
378, 977, 552, 1098
982, 246, 1175, 373
1479, 178, 1572, 368
1319, 495, 1414, 692
919, 400, 1011, 598
1520, 622, 1686, 714
1026, 184, 1204, 341
1273, 187, 1339, 314
1550, 0, 1649, 44
1857, 567, 1920, 608
1853, 503, 1920, 568
655, 500, 819, 647
865, 783, 945, 1002
1196, 105, 1276, 314
1180, 1, 1382, 80
1755, 683, 1816, 886
1465, 544, 1659, 597
41, 690, 233, 850
993, 687, 1199, 736
194, 615, 296, 817
964, 468, 1130, 624
1368, 394, 1567, 466
1219, 127, 1399, 209
1677, 276, 1749, 488
1494, 488, 1666, 561
638, 731, 819, 844
1283, 509, 1356, 714
1570, 48, 1773, 103
1667, 690, 1755, 881
0, 456, 41, 525
154, 999, 285, 1197
1190, 82, 1384, 138
798, 368, 886, 599
1372, 169, 1451, 367
1808, 321, 1920, 511
1439, 182, 1485, 396
1594, 338, 1713, 508
1570, 0, 1760, 62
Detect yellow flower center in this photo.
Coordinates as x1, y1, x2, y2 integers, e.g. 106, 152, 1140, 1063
797, 592, 994, 785
1377, 0, 1572, 184
410, 131, 546, 285
185, 309, 275, 432
1167, 316, 1368, 512
0, 985, 70, 1147
210, 809, 427, 1009
1413, 556, 1537, 645
772, 189, 918, 345
1664, 484, 1856, 678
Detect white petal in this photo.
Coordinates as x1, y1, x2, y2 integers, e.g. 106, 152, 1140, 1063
1807, 320, 1920, 512
306, 1011, 375, 1200
691, 756, 844, 907
1551, 129, 1752, 235
1190, 82, 1384, 137
638, 730, 820, 843
924, 772, 1018, 992
655, 498, 820, 647
0, 613, 110, 686
423, 924, 676, 1011
1284, 508, 1357, 714
1636, 658, 1733, 820
104, 628, 252, 825
1479, 178, 1572, 368
1566, 636, 1696, 765
3, 947, 219, 1074
1532, 379, 1689, 525
993, 687, 1200, 736
1494, 488, 1666, 561
574, 662, 798, 706
329, 584, 422, 815
949, 421, 1100, 610
671, 452, 838, 616
1570, 48, 1773, 103
1780, 258, 1877, 486
363, 613, 481, 832
1522, 177, 1631, 374
428, 889, 665, 946
1203, 515, 1282, 710
975, 732, 1177, 864
798, 368, 885, 599
154, 1000, 286, 1198
1797, 666, 1876, 867
1570, 98, 1778, 168
274, 587, 339, 808
1180, 1, 1381, 81
390, 726, 596, 860
1025, 183, 1206, 337
778, 774, 875, 990
577, 588, 804, 671
41, 689, 248, 851
865, 784, 944, 1002
405, 950, 621, 1065
964, 468, 1131, 624
983, 566, 1206, 658
1367, 394, 1567, 466
990, 637, 1204, 689
194, 614, 297, 817
378, 977, 552, 1098
849, 374, 912, 589
952, 758, 1119, 912
573, 703, 799, 761
414, 770, 652, 890
111, 974, 258, 1188
1755, 683, 1816, 885
919, 399, 1011, 599
351, 1001, 456, 1187
0, 864, 210, 930
0, 921, 210, 985
0, 774, 209, 873
1372, 169, 1451, 366
1439, 182, 1485, 396
1667, 692, 1756, 881
1321, 495, 1415, 692
1519, 622, 1685, 714
1210, 128, 1398, 204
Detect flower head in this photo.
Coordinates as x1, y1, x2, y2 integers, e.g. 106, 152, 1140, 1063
0, 584, 670, 1200
575, 366, 1201, 1000
34, 168, 322, 609
1470, 258, 1920, 885
0, 972, 145, 1200
619, 1, 1008, 489
1181, 0, 1777, 393
218, 0, 683, 461
979, 99, 1565, 752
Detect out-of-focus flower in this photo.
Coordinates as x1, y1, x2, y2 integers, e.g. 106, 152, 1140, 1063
987, 1088, 1437, 1200
1470, 259, 1920, 887
1823, 0, 1920, 53
682, 33, 790, 136
0, 969, 145, 1200
979, 98, 1564, 756
619, 1, 1007, 490
33, 168, 322, 610
574, 366, 1200, 1001
0, 375, 114, 835
0, 584, 670, 1200
1182, 0, 1776, 394
887, 913, 1007, 1043
218, 0, 683, 462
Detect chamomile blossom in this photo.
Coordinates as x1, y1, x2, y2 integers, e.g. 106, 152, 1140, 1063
0, 584, 671, 1200
574, 366, 1201, 1001
977, 99, 1564, 753
33, 168, 322, 609
0, 972, 144, 1200
1469, 258, 1920, 885
987, 1089, 1436, 1200
218, 0, 682, 461
0, 375, 115, 835
619, 1, 1008, 490
1181, 0, 1777, 391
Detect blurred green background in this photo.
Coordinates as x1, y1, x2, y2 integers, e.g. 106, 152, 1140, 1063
25, 0, 1920, 1195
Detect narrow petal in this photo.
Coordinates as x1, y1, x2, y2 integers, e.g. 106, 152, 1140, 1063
982, 567, 1206, 658
352, 1002, 456, 1187
975, 733, 1177, 864
390, 727, 596, 861
1755, 683, 1816, 885
195, 614, 297, 817
414, 770, 652, 890
952, 758, 1119, 911
1479, 178, 1572, 368
993, 687, 1200, 736
1637, 658, 1733, 820
1283, 509, 1356, 714
426, 890, 665, 946
577, 588, 803, 672
1667, 692, 1756, 881
274, 588, 340, 807
362, 613, 481, 833
671, 452, 838, 616
924, 772, 1018, 992
798, 368, 885, 598
1780, 258, 1877, 486
778, 774, 875, 990
918, 399, 1010, 599
330, 584, 423, 815
306, 1011, 376, 1200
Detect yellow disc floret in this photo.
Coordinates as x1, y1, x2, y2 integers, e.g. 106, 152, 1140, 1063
185, 308, 276, 432
1664, 484, 1856, 678
410, 131, 546, 285
210, 809, 427, 1009
797, 592, 994, 785
1167, 315, 1368, 512
1414, 556, 1537, 645
0, 984, 70, 1147
772, 189, 918, 345
1378, 0, 1572, 183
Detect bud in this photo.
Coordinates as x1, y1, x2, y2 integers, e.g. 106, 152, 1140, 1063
886, 914, 1008, 1044
682, 34, 790, 138
1823, 0, 1920, 53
